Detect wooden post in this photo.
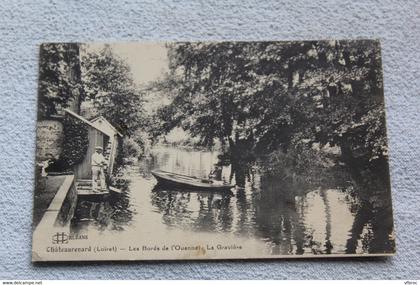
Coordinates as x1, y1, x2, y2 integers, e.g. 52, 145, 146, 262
99, 167, 107, 191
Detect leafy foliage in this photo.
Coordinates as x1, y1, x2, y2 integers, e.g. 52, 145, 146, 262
59, 115, 89, 168
154, 40, 387, 168
121, 137, 142, 158
38, 43, 84, 118
82, 45, 145, 137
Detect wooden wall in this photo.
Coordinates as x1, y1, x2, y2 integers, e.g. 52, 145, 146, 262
108, 135, 119, 174
74, 127, 105, 179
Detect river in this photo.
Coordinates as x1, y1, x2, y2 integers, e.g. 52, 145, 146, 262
71, 145, 395, 257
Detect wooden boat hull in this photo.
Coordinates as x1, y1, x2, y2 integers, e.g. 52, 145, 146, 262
151, 170, 234, 192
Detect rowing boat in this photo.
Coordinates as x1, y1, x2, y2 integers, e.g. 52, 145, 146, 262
151, 170, 235, 192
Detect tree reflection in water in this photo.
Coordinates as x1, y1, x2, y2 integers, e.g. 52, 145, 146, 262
151, 185, 234, 233
148, 146, 395, 256
69, 146, 395, 256
71, 178, 134, 233
344, 171, 395, 254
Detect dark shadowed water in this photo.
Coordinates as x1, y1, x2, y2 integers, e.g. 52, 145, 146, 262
71, 145, 395, 256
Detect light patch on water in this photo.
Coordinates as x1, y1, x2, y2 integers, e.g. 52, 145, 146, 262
301, 189, 354, 253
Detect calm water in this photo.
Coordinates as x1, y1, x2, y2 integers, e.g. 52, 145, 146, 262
71, 145, 395, 256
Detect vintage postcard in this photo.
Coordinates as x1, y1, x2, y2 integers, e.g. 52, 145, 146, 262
32, 40, 395, 261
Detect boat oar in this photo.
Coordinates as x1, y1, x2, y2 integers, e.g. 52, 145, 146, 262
109, 186, 122, 194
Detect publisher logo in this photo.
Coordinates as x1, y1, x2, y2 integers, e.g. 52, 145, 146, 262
52, 232, 69, 244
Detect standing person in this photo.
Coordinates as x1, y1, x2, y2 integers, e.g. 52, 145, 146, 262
91, 146, 106, 191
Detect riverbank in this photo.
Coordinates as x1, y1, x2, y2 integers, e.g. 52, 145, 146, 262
33, 175, 66, 228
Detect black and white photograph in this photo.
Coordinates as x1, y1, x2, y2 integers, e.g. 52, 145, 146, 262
32, 40, 395, 261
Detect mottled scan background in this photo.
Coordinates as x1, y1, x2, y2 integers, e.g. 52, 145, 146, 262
0, 0, 419, 279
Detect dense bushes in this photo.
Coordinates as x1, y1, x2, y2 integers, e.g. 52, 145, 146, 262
260, 140, 350, 189
59, 116, 89, 169
121, 137, 143, 159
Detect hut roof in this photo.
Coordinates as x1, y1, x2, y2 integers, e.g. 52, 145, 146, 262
90, 116, 123, 137
63, 109, 121, 138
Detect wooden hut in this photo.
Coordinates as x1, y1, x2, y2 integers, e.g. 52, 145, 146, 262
90, 116, 123, 174
63, 109, 122, 195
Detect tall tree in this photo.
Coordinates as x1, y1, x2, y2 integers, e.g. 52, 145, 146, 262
38, 43, 83, 118
82, 45, 145, 136
154, 40, 387, 169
